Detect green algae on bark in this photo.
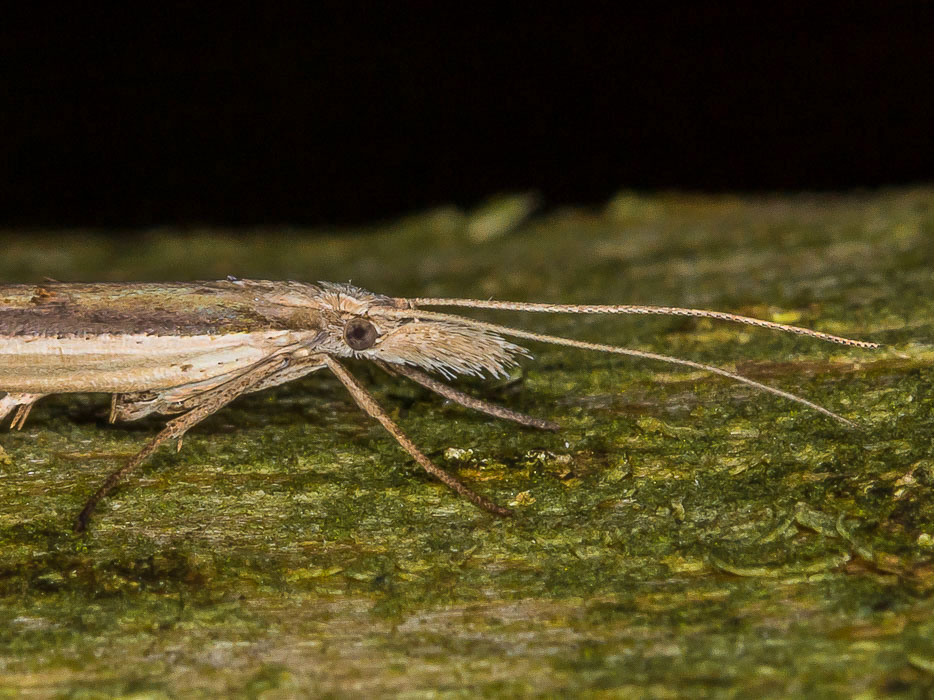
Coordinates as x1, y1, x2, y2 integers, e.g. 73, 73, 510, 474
1, 188, 933, 697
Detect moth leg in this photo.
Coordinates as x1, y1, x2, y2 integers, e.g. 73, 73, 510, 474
374, 360, 560, 431
10, 404, 33, 431
110, 392, 170, 423
325, 356, 512, 517
0, 393, 45, 430
109, 363, 329, 425
74, 356, 294, 532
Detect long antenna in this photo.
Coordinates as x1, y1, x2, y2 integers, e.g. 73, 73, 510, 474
380, 308, 858, 427
403, 298, 879, 349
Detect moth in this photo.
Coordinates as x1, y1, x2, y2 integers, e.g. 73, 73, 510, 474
0, 279, 878, 531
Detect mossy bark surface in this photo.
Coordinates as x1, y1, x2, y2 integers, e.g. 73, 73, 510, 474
1, 189, 932, 697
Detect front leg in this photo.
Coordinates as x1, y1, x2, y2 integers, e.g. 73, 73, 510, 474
325, 356, 512, 517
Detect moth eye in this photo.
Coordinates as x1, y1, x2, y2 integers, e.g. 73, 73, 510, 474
343, 318, 379, 350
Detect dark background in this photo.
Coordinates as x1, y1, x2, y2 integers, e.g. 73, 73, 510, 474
3, 2, 932, 228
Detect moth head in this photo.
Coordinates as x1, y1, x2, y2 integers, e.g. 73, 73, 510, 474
312, 282, 528, 378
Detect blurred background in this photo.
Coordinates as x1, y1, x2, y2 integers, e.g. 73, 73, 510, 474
3, 1, 932, 230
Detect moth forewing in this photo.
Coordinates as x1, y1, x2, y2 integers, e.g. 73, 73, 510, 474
0, 278, 879, 531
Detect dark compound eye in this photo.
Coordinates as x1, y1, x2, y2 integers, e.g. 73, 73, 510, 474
343, 318, 379, 350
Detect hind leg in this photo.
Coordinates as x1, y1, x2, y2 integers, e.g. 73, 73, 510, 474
0, 393, 45, 430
